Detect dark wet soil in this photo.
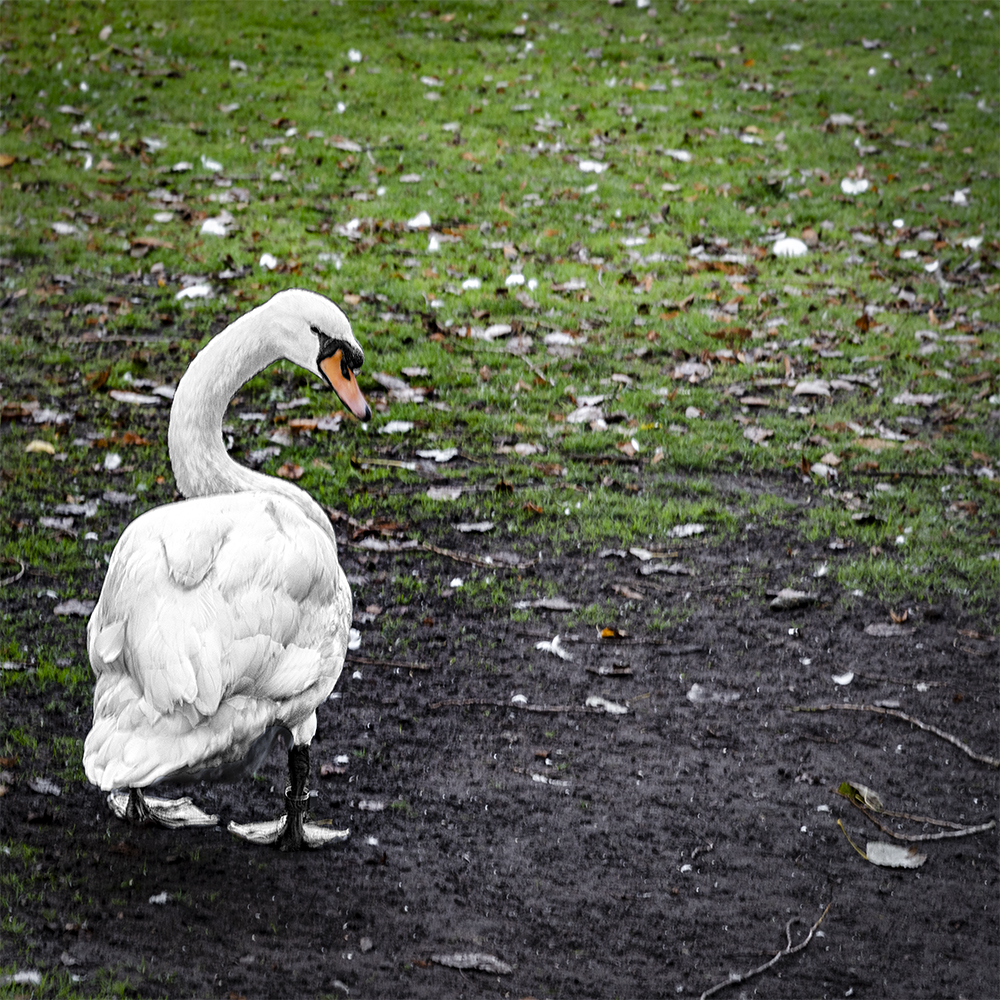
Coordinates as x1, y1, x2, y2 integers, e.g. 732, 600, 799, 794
3, 505, 998, 1000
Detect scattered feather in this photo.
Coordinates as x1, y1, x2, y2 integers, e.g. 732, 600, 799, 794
378, 420, 414, 435
175, 284, 213, 300
773, 237, 809, 258
667, 523, 705, 538
416, 447, 458, 462
406, 210, 432, 229
535, 635, 574, 661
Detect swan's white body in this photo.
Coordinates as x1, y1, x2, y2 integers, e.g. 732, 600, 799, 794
83, 290, 368, 822
84, 492, 347, 789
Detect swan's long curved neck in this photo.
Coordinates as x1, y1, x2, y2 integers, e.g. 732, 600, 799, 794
168, 305, 316, 514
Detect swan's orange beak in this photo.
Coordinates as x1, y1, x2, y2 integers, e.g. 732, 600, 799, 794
320, 350, 371, 420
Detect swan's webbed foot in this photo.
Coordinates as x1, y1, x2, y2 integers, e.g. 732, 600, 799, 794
227, 811, 349, 849
107, 788, 219, 829
226, 743, 348, 850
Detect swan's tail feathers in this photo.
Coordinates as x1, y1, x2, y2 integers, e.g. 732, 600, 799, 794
83, 693, 276, 791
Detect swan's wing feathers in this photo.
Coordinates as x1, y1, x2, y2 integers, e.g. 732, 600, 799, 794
89, 493, 345, 715
91, 618, 127, 666
160, 517, 230, 588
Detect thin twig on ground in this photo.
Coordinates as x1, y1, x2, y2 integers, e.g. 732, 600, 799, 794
699, 903, 832, 1000
419, 541, 535, 571
346, 655, 430, 672
513, 628, 704, 653
428, 698, 585, 714
787, 703, 1000, 768
854, 671, 945, 687
345, 538, 535, 570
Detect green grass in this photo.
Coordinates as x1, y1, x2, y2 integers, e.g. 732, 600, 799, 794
0, 5, 996, 699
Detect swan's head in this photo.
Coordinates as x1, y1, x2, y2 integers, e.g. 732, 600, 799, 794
266, 288, 371, 420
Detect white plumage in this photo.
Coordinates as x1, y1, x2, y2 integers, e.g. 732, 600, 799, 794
83, 289, 370, 849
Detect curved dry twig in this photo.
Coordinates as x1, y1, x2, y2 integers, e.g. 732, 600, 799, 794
787, 703, 1000, 768
834, 788, 997, 842
428, 697, 588, 715
699, 903, 832, 1000
0, 559, 26, 587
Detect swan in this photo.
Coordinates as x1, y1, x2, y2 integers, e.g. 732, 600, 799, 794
83, 288, 370, 850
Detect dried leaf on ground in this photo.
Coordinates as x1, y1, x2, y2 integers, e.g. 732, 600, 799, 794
865, 842, 928, 868
514, 597, 579, 611
770, 589, 817, 610
687, 683, 740, 705
430, 953, 513, 974
27, 777, 62, 796
865, 622, 917, 637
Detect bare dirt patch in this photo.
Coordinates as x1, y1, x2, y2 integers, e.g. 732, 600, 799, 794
3, 505, 997, 999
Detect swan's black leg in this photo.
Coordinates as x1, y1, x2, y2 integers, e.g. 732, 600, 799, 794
276, 744, 310, 851
227, 742, 346, 847
125, 787, 151, 824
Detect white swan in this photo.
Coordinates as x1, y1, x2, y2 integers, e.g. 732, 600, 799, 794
83, 288, 370, 850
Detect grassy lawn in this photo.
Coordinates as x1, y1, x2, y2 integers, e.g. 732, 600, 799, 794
2, 1, 998, 618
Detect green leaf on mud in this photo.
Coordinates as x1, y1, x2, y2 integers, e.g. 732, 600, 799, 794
839, 781, 885, 812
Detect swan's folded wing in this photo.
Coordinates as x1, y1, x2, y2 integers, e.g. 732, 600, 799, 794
88, 495, 346, 723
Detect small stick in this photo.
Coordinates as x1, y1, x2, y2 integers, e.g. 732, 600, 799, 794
429, 698, 585, 714
787, 703, 1000, 768
699, 903, 832, 1000
854, 672, 945, 688
419, 542, 535, 571
346, 655, 430, 672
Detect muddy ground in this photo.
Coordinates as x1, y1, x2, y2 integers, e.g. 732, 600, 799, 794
3, 473, 998, 999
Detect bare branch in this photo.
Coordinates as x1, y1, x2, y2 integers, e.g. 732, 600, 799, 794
787, 703, 1000, 768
